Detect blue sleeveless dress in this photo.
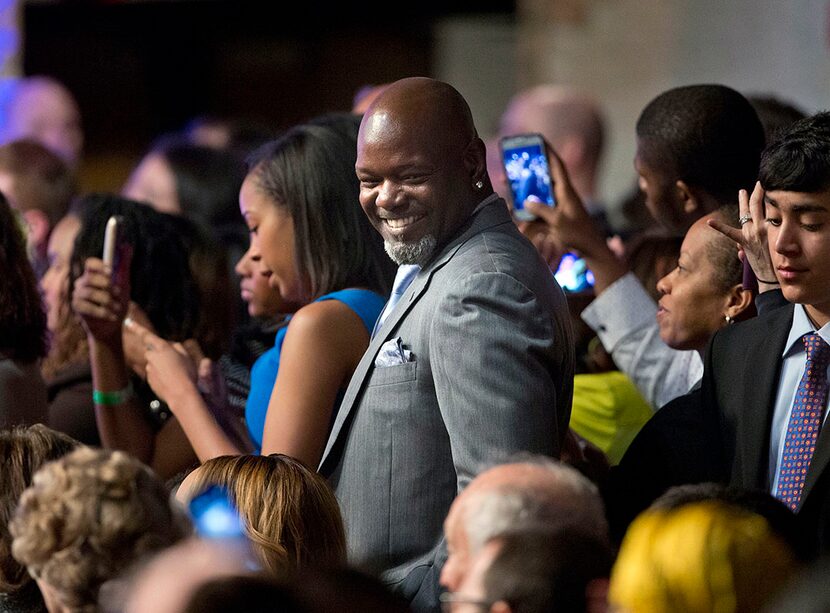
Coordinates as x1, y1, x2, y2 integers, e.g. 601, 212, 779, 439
244, 288, 385, 453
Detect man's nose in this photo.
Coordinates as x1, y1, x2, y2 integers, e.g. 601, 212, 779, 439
375, 180, 402, 210
773, 221, 799, 256
439, 559, 458, 591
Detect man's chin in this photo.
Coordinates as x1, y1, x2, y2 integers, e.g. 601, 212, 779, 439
384, 235, 438, 266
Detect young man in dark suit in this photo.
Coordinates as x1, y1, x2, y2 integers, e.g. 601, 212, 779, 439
701, 112, 830, 554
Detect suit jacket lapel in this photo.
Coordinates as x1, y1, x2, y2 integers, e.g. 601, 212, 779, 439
318, 199, 513, 471
735, 304, 793, 489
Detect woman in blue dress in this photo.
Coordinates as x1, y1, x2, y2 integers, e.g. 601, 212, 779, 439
82, 121, 393, 469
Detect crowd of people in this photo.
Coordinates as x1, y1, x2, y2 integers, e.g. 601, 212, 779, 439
0, 71, 828, 613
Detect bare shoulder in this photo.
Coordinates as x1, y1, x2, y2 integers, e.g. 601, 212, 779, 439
285, 299, 367, 342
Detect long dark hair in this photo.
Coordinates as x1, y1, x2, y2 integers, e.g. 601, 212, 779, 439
247, 123, 394, 300
0, 194, 47, 361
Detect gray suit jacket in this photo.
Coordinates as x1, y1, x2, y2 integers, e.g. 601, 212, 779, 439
319, 198, 574, 608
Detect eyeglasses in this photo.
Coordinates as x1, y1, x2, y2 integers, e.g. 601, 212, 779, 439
439, 592, 494, 612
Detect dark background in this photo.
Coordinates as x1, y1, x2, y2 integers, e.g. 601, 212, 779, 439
24, 0, 514, 166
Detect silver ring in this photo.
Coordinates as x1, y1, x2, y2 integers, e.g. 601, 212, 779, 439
739, 215, 752, 226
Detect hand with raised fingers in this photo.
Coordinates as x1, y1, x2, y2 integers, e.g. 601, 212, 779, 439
523, 143, 627, 294
124, 319, 198, 407
523, 145, 608, 259
708, 181, 776, 286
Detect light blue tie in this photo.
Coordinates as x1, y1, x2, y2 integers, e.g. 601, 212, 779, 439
372, 264, 420, 338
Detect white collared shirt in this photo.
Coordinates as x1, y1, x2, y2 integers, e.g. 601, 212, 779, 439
768, 304, 830, 493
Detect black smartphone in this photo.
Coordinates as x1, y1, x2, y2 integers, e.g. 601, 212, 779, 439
499, 133, 556, 221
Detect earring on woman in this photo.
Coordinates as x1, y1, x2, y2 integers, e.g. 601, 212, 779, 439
725, 314, 734, 325
474, 180, 484, 190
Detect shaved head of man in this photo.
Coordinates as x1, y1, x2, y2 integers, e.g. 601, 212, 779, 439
355, 77, 492, 266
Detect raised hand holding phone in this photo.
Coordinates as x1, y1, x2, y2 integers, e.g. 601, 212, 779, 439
504, 135, 596, 292
523, 144, 626, 295
72, 216, 133, 341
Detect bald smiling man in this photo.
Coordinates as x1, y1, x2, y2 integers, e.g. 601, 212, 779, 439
318, 78, 575, 611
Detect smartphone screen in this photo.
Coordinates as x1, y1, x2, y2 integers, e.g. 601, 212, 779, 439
555, 252, 595, 293
500, 133, 556, 222
188, 485, 245, 540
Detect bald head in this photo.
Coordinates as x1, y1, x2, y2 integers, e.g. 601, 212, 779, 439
355, 78, 492, 267
362, 77, 479, 150
1, 76, 83, 166
499, 85, 605, 201
459, 461, 607, 545
440, 459, 608, 592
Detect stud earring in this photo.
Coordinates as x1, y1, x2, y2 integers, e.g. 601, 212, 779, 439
474, 180, 484, 190
725, 314, 734, 324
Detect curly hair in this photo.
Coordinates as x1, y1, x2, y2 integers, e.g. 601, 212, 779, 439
0, 424, 79, 594
67, 194, 202, 343
183, 454, 346, 576
10, 447, 190, 611
0, 192, 48, 361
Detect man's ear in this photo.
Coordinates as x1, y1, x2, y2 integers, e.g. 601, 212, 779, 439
675, 179, 698, 215
21, 208, 51, 252
464, 137, 489, 184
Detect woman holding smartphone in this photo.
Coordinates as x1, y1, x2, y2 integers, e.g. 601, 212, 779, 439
82, 122, 393, 469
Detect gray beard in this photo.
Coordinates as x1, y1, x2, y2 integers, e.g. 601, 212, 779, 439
384, 235, 438, 266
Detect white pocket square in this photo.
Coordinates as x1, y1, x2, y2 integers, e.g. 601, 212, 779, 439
375, 337, 413, 367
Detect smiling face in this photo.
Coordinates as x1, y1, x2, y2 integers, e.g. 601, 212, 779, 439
238, 173, 306, 308
40, 214, 80, 332
355, 98, 483, 266
655, 216, 734, 353
765, 189, 830, 327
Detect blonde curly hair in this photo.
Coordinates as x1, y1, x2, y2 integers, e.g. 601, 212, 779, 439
0, 424, 79, 594
10, 447, 190, 612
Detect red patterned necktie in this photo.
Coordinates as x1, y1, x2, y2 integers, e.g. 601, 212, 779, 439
775, 333, 830, 511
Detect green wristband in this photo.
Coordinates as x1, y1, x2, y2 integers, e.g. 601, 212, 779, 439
93, 382, 134, 406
